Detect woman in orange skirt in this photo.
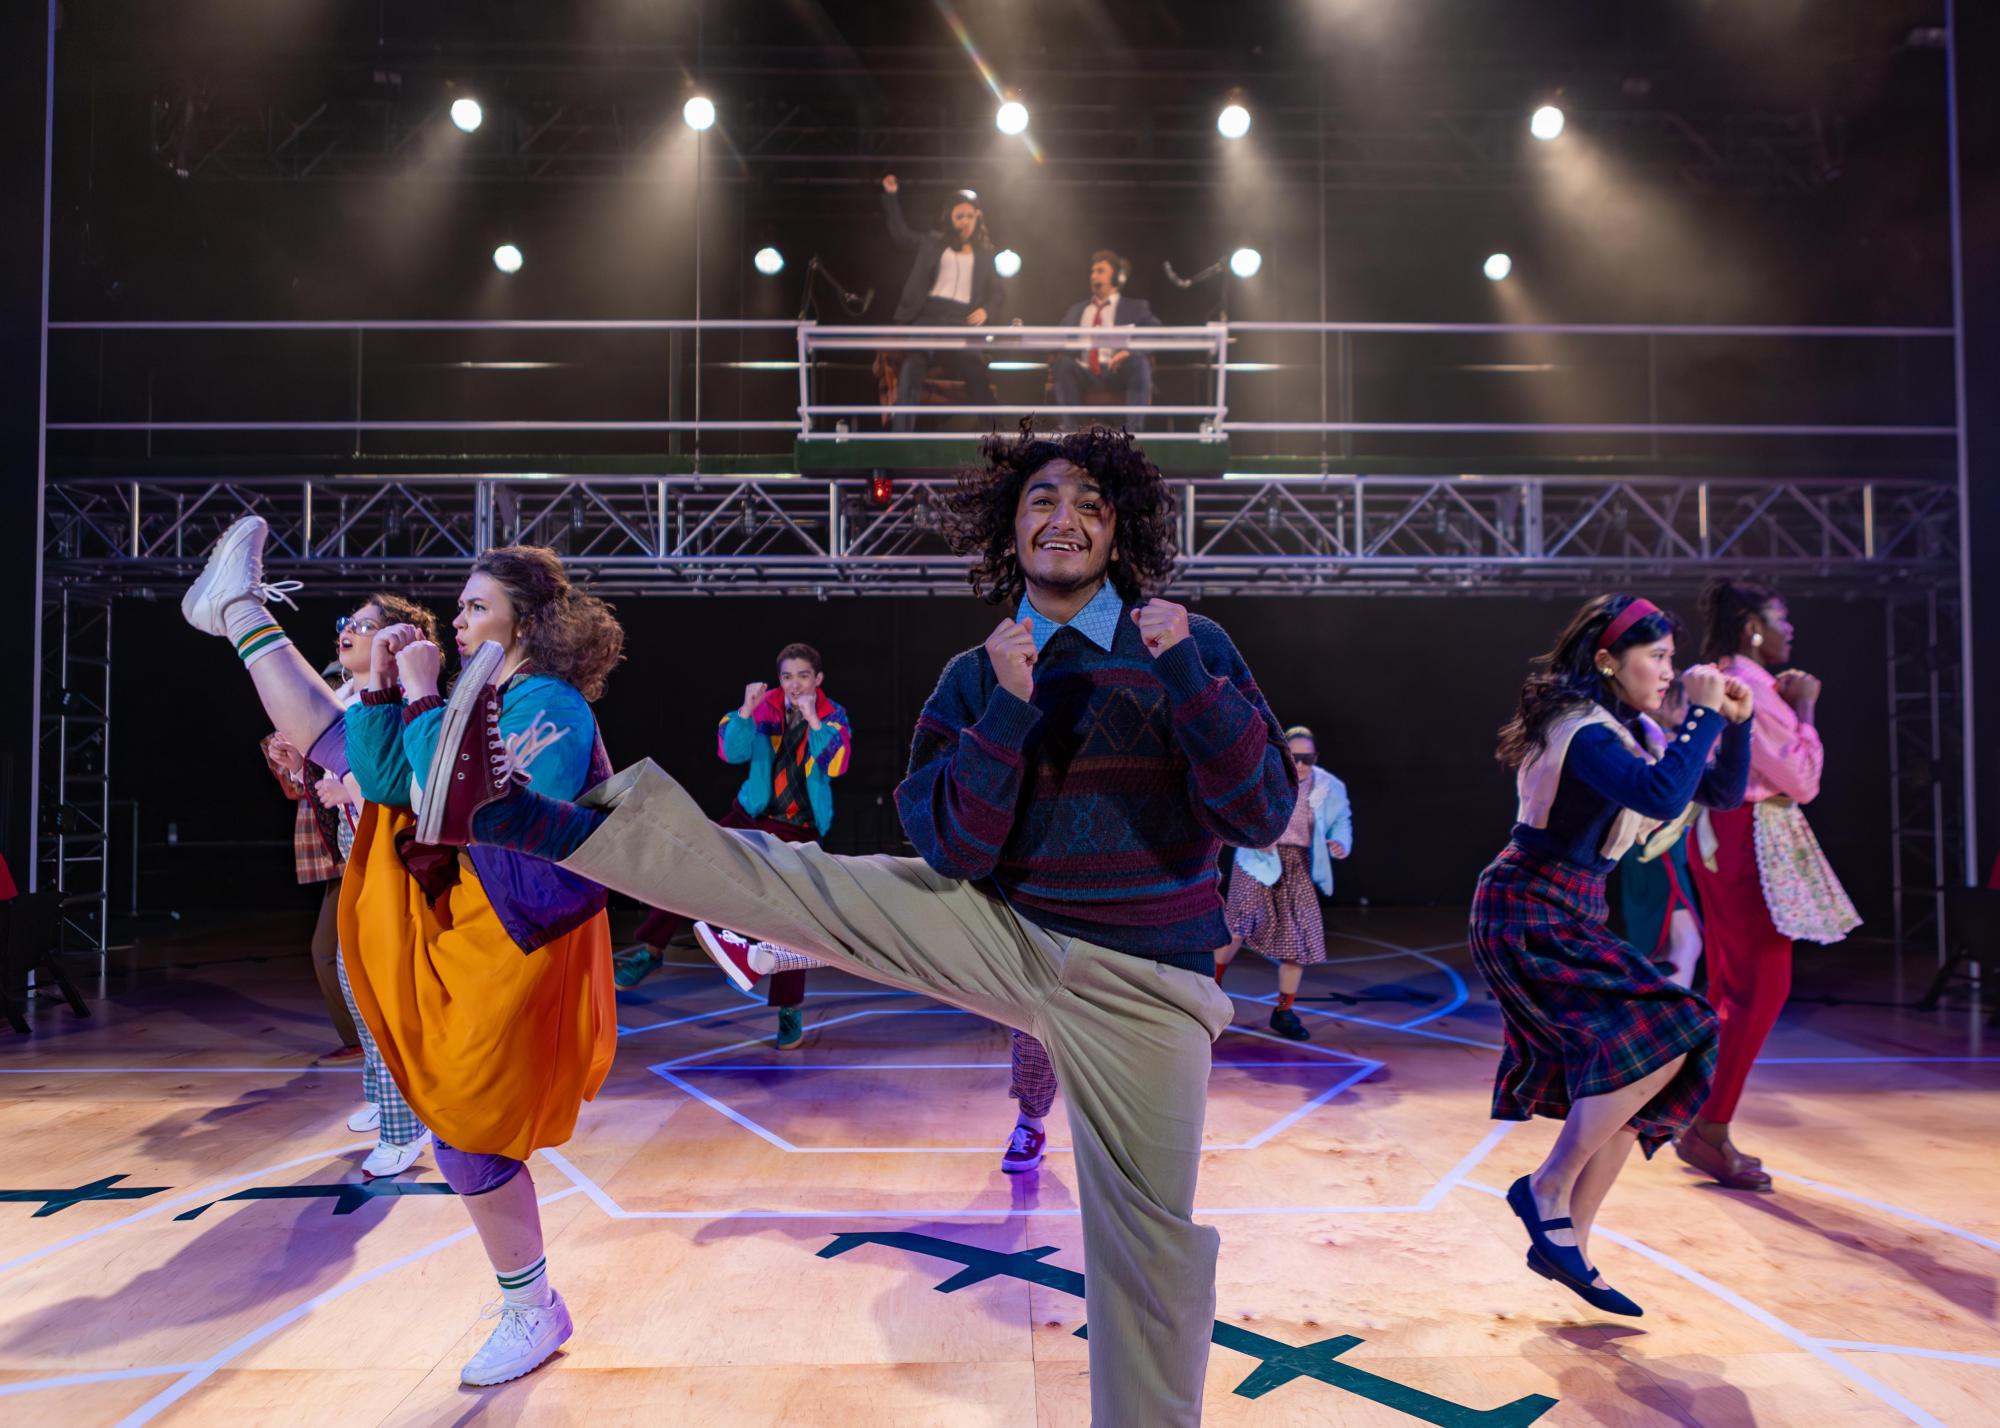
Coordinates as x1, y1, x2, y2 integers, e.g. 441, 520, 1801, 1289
183, 520, 621, 1387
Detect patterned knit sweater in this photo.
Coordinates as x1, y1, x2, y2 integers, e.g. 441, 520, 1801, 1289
895, 606, 1297, 960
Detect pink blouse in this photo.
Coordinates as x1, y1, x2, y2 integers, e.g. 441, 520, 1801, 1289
1723, 655, 1823, 806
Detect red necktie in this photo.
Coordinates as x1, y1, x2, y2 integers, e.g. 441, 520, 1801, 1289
1088, 299, 1108, 375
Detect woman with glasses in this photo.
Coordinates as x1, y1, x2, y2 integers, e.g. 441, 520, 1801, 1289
320, 594, 442, 1180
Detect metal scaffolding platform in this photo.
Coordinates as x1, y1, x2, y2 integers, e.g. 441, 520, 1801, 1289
33, 317, 1974, 958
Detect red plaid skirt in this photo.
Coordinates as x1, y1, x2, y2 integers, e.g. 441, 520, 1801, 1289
1469, 843, 1717, 1157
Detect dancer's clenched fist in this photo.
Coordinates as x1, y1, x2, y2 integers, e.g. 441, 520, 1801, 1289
1130, 598, 1190, 657
396, 640, 444, 700
741, 682, 769, 716
986, 616, 1038, 702
367, 622, 422, 687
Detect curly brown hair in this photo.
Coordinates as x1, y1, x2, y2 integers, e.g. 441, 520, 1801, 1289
363, 592, 438, 643
937, 421, 1178, 607
469, 545, 625, 702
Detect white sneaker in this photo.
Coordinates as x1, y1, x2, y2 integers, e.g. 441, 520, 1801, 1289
347, 1103, 382, 1133
459, 1290, 574, 1387
181, 515, 302, 635
360, 1135, 427, 1179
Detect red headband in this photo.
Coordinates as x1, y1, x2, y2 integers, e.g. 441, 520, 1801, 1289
1597, 598, 1662, 651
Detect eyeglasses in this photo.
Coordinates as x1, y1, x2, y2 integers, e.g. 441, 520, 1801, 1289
1292, 752, 1317, 767
334, 615, 380, 636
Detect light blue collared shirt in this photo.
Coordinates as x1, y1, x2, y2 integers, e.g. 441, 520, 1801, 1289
1016, 580, 1124, 655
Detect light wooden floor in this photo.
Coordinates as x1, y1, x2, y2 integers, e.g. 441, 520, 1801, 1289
0, 909, 1994, 1427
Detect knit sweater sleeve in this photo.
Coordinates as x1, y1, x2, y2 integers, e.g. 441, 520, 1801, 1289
895, 649, 1043, 880
345, 698, 414, 808
1153, 618, 1297, 849
1565, 715, 1726, 820
1697, 718, 1754, 811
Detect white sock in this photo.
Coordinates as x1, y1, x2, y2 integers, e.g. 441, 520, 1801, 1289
1016, 1113, 1044, 1132
223, 598, 291, 668
496, 1254, 553, 1309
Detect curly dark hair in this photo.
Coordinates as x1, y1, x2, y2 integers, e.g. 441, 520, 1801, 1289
469, 545, 626, 702
937, 421, 1178, 607
1697, 575, 1781, 663
1494, 593, 1683, 769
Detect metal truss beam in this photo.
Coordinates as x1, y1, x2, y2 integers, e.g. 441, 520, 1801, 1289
43, 472, 1956, 600
151, 94, 1836, 194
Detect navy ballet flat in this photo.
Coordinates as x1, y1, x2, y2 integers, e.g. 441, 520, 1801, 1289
1508, 1176, 1644, 1317
1526, 1247, 1644, 1317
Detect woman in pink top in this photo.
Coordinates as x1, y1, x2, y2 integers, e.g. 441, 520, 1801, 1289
1681, 577, 1859, 1190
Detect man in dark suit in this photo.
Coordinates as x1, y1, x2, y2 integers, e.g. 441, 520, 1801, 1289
1052, 250, 1162, 430
881, 175, 1001, 433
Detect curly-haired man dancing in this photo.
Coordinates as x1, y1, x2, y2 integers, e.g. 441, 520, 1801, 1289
414, 424, 1296, 1427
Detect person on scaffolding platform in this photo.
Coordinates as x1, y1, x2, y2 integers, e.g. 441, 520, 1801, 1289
414, 424, 1296, 1428
1052, 249, 1162, 431
881, 173, 1001, 433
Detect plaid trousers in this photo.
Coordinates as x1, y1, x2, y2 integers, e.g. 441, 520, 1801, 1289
1009, 1029, 1059, 1118
335, 945, 428, 1147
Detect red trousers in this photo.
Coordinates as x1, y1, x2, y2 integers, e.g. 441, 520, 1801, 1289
634, 802, 815, 1008
1686, 802, 1793, 1123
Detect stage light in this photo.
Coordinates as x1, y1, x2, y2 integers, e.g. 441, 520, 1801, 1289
684, 95, 716, 131
450, 98, 483, 133
1529, 105, 1565, 141
1483, 252, 1513, 281
870, 472, 895, 506
753, 246, 785, 276
1229, 247, 1262, 278
993, 248, 1022, 278
1217, 103, 1251, 140
995, 100, 1029, 135
493, 243, 524, 274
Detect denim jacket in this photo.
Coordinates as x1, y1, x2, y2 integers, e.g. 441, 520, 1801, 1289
1232, 765, 1352, 897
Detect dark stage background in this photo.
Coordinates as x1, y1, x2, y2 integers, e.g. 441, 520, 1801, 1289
10, 0, 1993, 953
116, 588, 1892, 925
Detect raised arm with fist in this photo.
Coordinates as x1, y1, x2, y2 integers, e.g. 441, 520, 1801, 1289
1129, 598, 1190, 658
985, 616, 1038, 703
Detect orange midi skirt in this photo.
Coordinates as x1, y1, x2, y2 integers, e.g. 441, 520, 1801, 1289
337, 803, 616, 1161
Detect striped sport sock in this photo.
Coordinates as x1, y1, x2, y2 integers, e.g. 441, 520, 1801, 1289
223, 598, 291, 668
1275, 991, 1296, 1011
471, 783, 607, 862
496, 1254, 552, 1309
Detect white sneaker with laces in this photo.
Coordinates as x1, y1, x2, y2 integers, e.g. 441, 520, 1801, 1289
360, 1134, 426, 1180
459, 1290, 574, 1387
347, 1103, 382, 1134
179, 515, 303, 636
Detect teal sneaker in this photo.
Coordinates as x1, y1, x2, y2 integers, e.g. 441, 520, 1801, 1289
613, 946, 662, 990
774, 1005, 805, 1049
